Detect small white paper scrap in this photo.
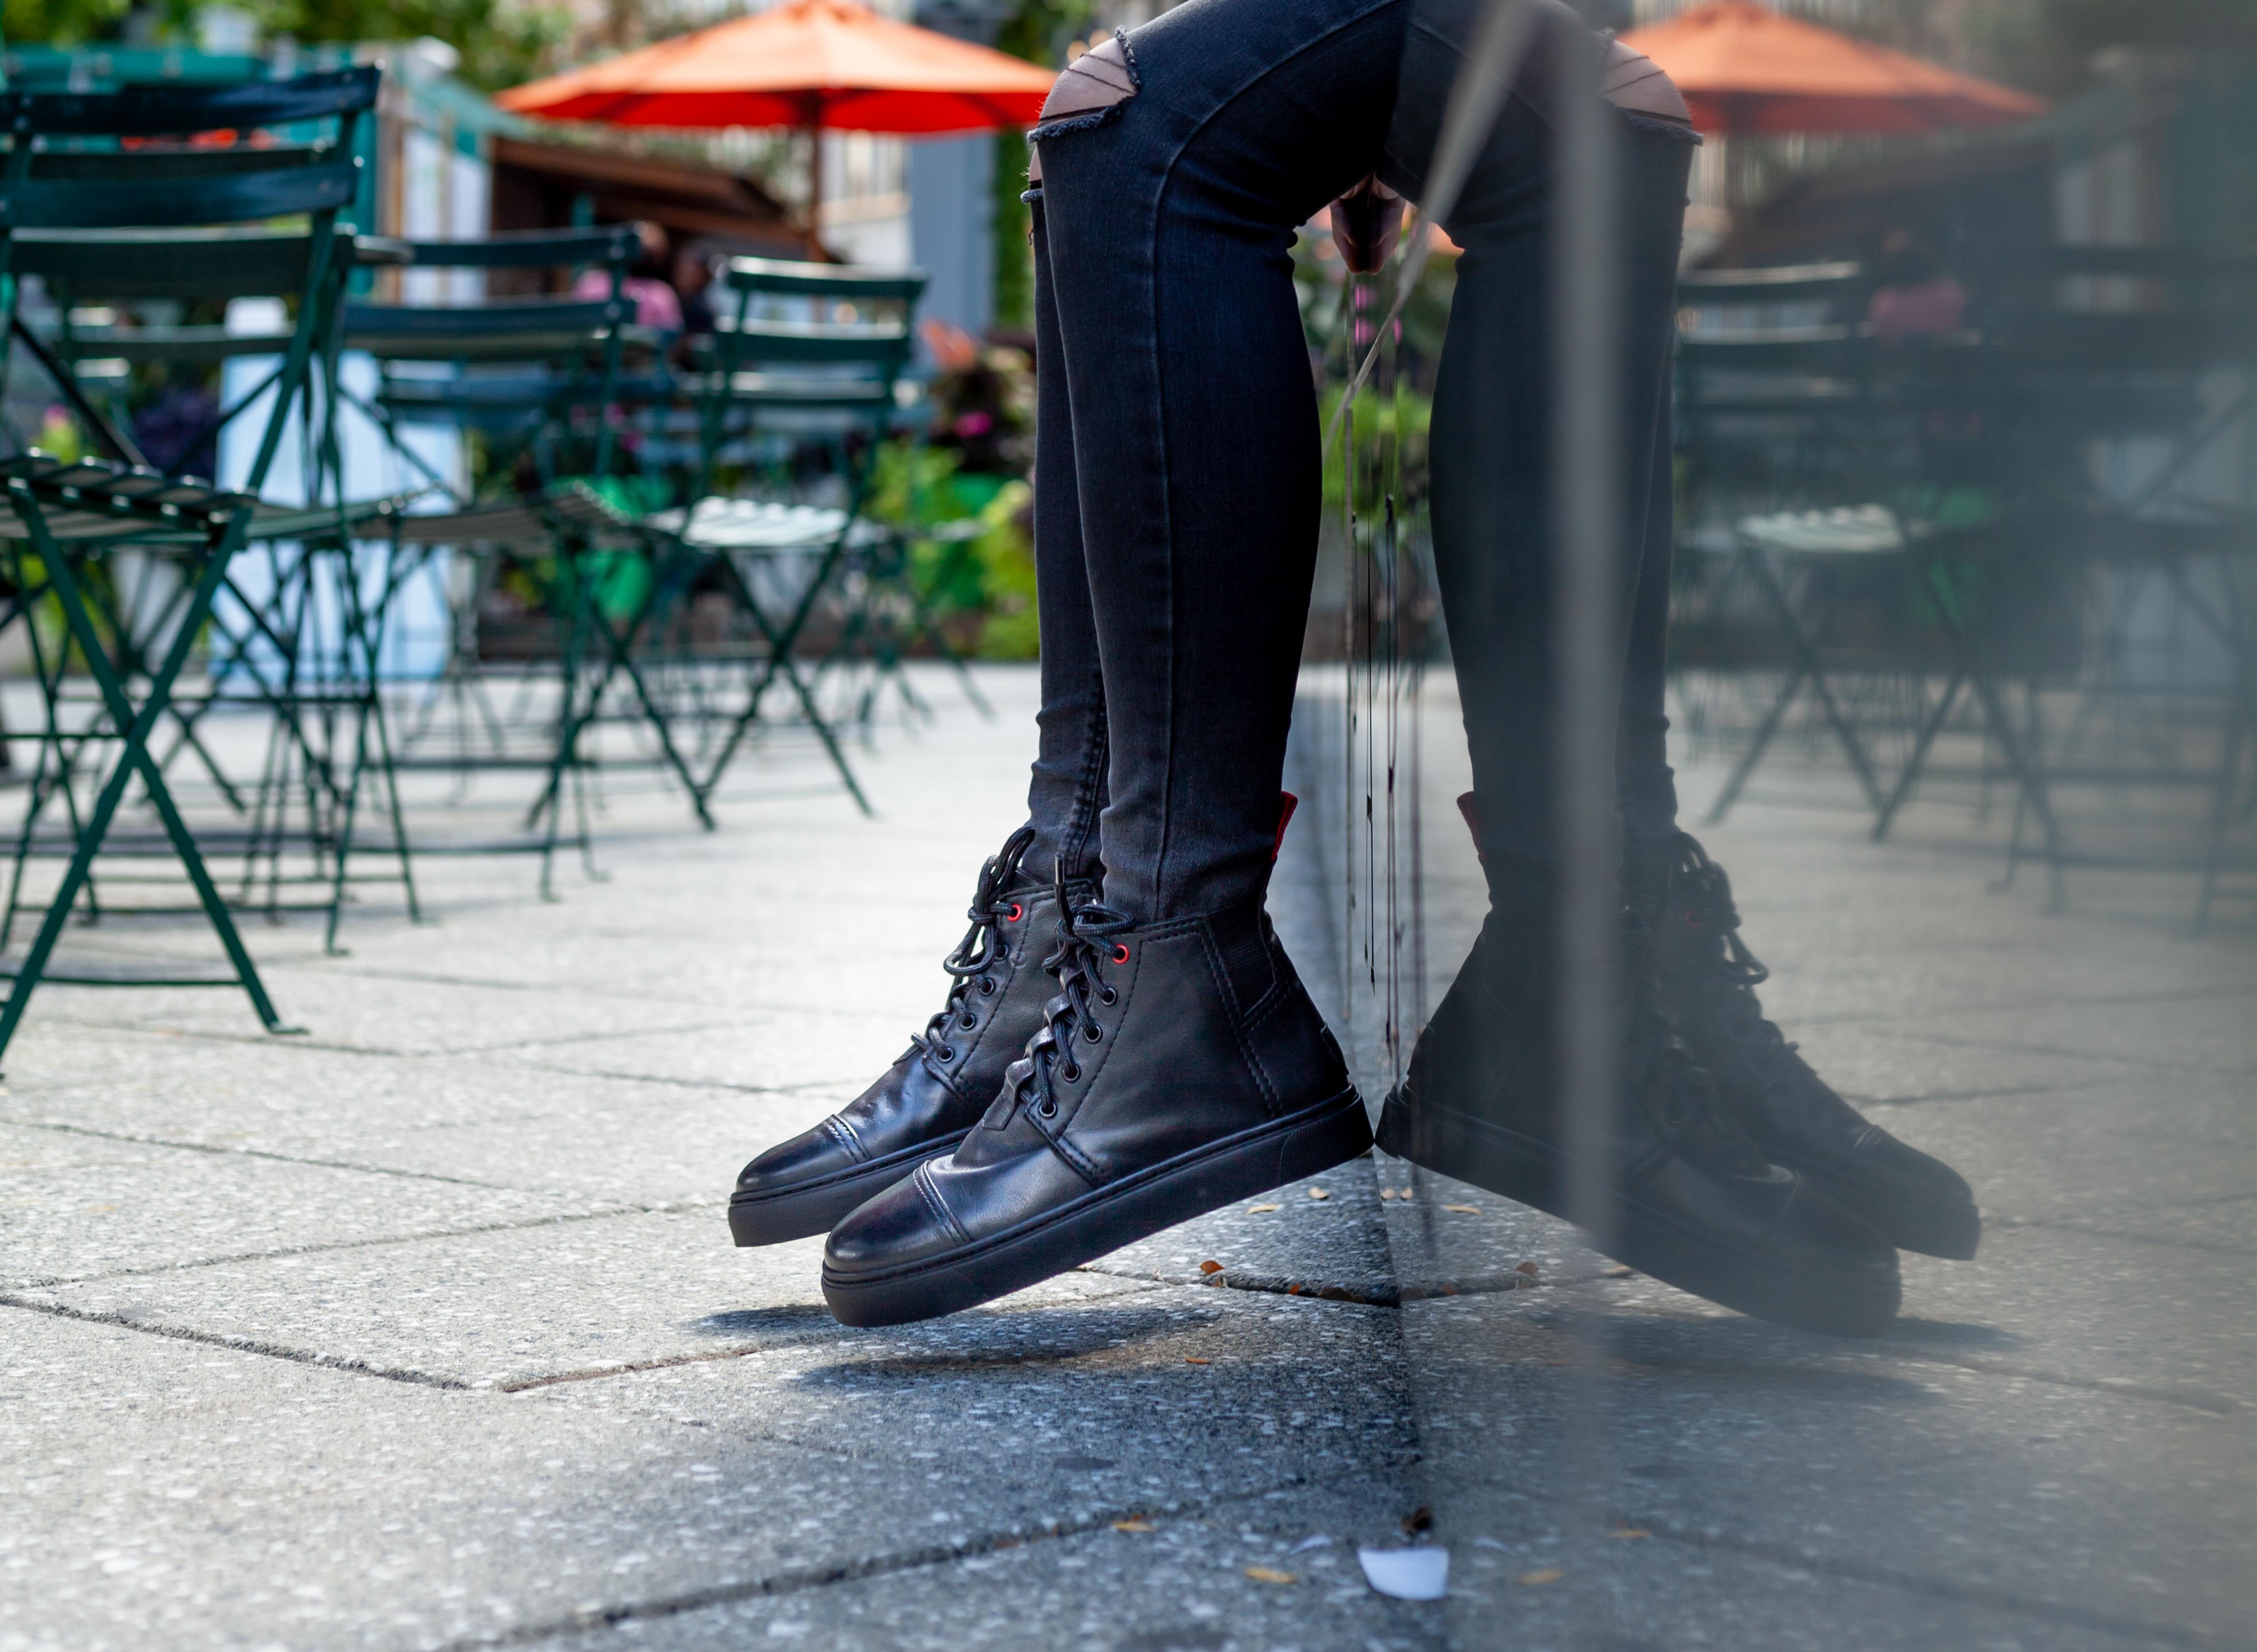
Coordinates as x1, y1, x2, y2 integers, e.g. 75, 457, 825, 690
1289, 1533, 1336, 1554
1358, 1545, 1449, 1600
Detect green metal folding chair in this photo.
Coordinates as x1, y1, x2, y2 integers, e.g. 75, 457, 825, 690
342, 226, 700, 893
0, 67, 392, 1058
674, 255, 940, 814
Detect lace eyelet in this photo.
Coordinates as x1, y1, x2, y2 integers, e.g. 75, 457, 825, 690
1037, 1099, 1057, 1118
1083, 1023, 1103, 1043
1111, 943, 1130, 965
936, 1045, 956, 1062
960, 1013, 978, 1030
1006, 903, 1023, 922
1061, 1063, 1080, 1082
1099, 986, 1116, 1005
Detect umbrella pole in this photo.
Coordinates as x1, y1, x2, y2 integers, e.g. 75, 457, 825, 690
805, 120, 826, 259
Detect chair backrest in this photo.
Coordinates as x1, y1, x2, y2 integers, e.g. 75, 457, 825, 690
0, 67, 380, 492
343, 225, 645, 488
697, 256, 927, 497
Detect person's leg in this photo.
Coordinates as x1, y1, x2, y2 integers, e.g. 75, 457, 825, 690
1020, 190, 1110, 888
823, 0, 1405, 1326
730, 148, 1119, 1245
1374, 1, 1903, 1337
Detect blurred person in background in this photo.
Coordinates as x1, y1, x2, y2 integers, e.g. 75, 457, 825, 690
729, 0, 1979, 1334
1866, 225, 1969, 343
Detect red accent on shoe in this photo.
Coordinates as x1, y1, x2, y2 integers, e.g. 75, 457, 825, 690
1112, 943, 1131, 965
1273, 791, 1299, 861
1007, 903, 1024, 922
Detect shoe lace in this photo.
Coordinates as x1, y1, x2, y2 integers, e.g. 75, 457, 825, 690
1672, 832, 1790, 1051
912, 827, 1037, 1067
1006, 881, 1133, 1123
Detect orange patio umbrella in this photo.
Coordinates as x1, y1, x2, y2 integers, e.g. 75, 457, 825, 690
498, 0, 1055, 132
498, 0, 1057, 246
1619, 0, 2044, 137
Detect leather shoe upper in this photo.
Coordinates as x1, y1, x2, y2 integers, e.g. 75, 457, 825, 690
735, 829, 1084, 1205
826, 892, 1352, 1277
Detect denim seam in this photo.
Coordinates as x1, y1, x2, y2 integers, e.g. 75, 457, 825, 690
1140, 0, 1403, 911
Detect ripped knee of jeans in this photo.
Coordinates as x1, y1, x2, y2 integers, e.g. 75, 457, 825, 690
1600, 38, 1692, 126
1026, 29, 1140, 189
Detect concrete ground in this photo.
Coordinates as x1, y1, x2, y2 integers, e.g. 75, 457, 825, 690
0, 663, 2250, 1651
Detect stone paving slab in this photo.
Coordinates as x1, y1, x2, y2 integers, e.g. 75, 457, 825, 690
0, 1119, 601, 1290
0, 1040, 841, 1205
24, 1213, 1155, 1392
536, 1279, 1418, 1515
524, 1480, 1440, 1652
1400, 1288, 2257, 1650
0, 1308, 1253, 1652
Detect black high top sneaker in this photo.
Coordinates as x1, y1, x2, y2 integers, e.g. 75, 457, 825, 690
1658, 832, 1982, 1259
821, 892, 1372, 1327
1376, 914, 1902, 1338
728, 829, 1085, 1247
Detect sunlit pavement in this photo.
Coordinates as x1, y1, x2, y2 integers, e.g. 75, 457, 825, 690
0, 663, 2249, 1650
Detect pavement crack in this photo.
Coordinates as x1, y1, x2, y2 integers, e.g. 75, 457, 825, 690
0, 1118, 527, 1190
422, 1466, 1396, 1651
3, 1200, 720, 1291
0, 1290, 479, 1392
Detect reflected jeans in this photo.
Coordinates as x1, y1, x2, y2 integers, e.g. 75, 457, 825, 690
1018, 0, 1697, 931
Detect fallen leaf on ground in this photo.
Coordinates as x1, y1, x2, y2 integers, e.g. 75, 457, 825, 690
1516, 1567, 1565, 1586
1243, 1566, 1298, 1584
1248, 1203, 1282, 1213
1514, 1261, 1541, 1278
1600, 1264, 1634, 1279
1113, 1520, 1158, 1533
1307, 1187, 1331, 1201
1198, 1259, 1224, 1275
1442, 1203, 1480, 1214
1183, 1357, 1211, 1365
1610, 1526, 1651, 1540
1359, 1546, 1450, 1601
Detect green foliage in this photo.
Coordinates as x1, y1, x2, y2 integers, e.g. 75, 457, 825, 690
867, 441, 1039, 659
4, 0, 129, 47
989, 0, 1093, 331
249, 0, 572, 91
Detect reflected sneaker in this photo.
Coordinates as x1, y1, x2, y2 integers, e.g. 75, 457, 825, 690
728, 828, 1084, 1246
1661, 832, 1981, 1260
822, 894, 1371, 1327
1378, 914, 1902, 1339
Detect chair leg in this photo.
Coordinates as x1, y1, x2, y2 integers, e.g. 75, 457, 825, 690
0, 515, 300, 1066
1873, 671, 1963, 842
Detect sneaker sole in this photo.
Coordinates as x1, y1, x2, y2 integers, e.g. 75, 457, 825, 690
822, 1087, 1372, 1328
1376, 1088, 1899, 1339
728, 1131, 970, 1248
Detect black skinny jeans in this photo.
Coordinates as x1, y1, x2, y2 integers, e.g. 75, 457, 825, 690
1018, 0, 1696, 930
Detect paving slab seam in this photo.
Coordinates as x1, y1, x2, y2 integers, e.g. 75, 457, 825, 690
0, 1289, 483, 1392
418, 1462, 1407, 1652
1, 1198, 717, 1290
1857, 1346, 2242, 1416
1623, 1515, 2249, 1650
512, 1060, 873, 1098
1988, 1213, 2257, 1259
0, 1116, 541, 1191
1079, 1262, 1575, 1307
1845, 1078, 2114, 1107
12, 1011, 751, 1064
1858, 1026, 2256, 1080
